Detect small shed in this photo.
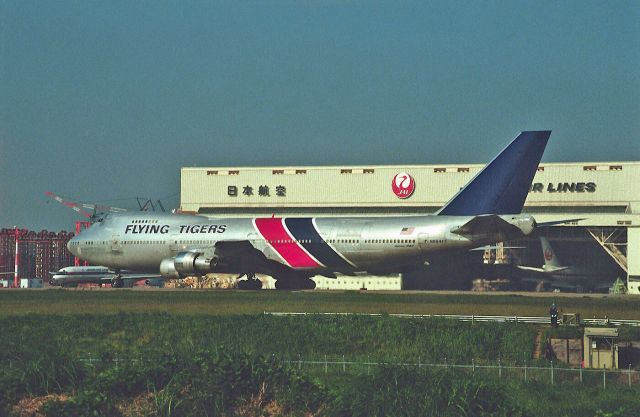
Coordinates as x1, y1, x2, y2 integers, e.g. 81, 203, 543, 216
20, 278, 43, 289
583, 327, 619, 369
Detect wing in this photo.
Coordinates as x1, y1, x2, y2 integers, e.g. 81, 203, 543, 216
119, 274, 163, 282
212, 240, 334, 279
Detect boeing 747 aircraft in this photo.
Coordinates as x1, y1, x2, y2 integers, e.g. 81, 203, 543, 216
68, 131, 552, 289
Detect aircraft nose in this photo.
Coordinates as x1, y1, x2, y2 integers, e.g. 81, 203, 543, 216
67, 237, 76, 255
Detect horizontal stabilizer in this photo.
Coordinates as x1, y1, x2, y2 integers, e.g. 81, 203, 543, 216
517, 265, 569, 274
536, 218, 585, 227
470, 245, 526, 251
451, 215, 521, 237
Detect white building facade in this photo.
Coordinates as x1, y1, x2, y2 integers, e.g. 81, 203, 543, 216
181, 162, 639, 293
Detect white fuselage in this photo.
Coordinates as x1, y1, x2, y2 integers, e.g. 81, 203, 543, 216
68, 212, 535, 279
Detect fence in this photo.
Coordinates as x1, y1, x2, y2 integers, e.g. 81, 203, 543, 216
280, 356, 640, 389
3, 354, 638, 389
264, 311, 640, 327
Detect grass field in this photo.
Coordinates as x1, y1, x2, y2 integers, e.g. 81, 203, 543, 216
0, 288, 638, 319
2, 312, 640, 417
2, 289, 639, 416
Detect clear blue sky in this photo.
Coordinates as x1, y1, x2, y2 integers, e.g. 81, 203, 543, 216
1, 1, 638, 231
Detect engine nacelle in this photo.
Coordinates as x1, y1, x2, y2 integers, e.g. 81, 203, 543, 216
174, 251, 199, 275
160, 252, 216, 280
159, 257, 181, 280
508, 214, 536, 236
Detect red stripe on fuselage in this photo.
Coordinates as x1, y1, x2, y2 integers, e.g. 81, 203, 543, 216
254, 218, 320, 268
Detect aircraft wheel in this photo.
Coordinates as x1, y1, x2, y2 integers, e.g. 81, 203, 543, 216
302, 279, 316, 290
275, 279, 294, 290
275, 278, 314, 290
238, 279, 262, 290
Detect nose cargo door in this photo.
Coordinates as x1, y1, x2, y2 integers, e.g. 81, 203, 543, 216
111, 235, 123, 252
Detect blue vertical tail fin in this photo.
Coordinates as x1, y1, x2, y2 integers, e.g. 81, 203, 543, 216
437, 131, 551, 216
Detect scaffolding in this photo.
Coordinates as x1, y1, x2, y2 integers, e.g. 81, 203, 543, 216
587, 228, 628, 273
0, 228, 74, 287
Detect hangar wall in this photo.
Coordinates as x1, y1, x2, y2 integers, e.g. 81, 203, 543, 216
181, 161, 639, 293
628, 228, 640, 294
182, 162, 639, 214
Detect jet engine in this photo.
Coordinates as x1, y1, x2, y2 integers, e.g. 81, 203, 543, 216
159, 258, 181, 279
509, 214, 536, 236
159, 252, 217, 279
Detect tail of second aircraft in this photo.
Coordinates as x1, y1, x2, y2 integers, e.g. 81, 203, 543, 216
437, 131, 551, 216
540, 236, 564, 270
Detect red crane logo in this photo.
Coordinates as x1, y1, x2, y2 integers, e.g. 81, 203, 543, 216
392, 173, 416, 199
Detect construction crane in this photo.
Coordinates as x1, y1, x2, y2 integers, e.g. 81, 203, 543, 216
137, 198, 166, 212
45, 192, 127, 222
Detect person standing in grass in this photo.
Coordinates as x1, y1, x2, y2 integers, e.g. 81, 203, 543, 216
550, 302, 558, 327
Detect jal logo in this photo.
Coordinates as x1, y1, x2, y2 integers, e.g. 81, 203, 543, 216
392, 172, 415, 199
544, 249, 553, 261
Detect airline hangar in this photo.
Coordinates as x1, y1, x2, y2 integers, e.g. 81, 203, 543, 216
180, 161, 639, 294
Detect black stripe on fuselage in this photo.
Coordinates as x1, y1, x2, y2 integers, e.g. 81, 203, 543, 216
284, 218, 353, 270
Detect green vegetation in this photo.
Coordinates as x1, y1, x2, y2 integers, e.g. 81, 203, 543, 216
1, 314, 639, 416
2, 314, 536, 369
0, 289, 637, 319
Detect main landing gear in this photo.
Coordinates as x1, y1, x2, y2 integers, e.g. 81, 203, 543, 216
111, 275, 125, 288
237, 273, 263, 290
274, 278, 316, 290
